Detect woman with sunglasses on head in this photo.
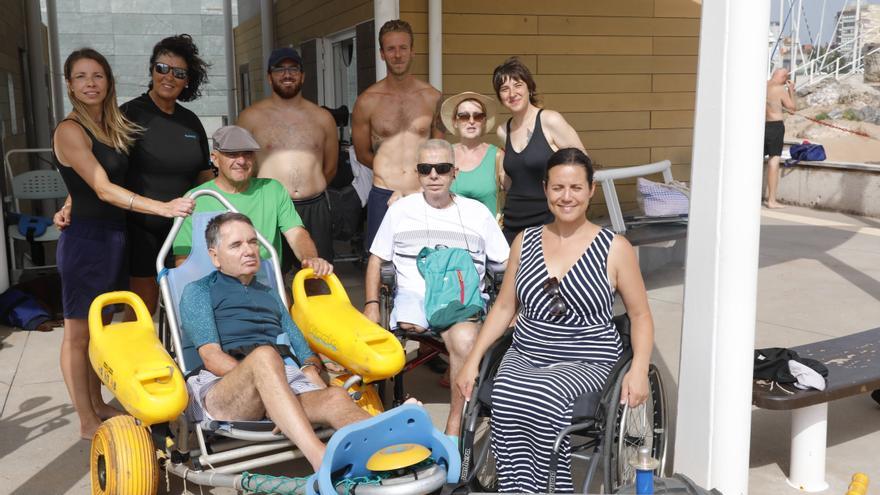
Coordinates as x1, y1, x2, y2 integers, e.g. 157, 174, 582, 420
492, 57, 586, 244
456, 148, 654, 493
440, 92, 503, 217
53, 48, 194, 438
120, 34, 214, 316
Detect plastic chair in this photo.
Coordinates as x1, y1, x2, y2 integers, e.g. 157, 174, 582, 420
5, 168, 67, 281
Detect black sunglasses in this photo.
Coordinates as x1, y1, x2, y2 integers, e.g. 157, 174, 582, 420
543, 277, 568, 317
455, 112, 486, 123
416, 163, 454, 175
153, 62, 187, 80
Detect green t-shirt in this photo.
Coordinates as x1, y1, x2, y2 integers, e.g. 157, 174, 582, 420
172, 178, 303, 260
450, 144, 498, 216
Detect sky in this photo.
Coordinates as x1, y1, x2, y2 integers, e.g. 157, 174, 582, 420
771, 0, 880, 45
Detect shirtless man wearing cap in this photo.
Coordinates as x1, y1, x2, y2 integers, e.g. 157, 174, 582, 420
351, 19, 443, 250
238, 47, 339, 270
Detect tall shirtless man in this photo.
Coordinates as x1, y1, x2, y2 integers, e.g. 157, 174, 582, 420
351, 19, 443, 250
764, 67, 796, 209
238, 47, 339, 268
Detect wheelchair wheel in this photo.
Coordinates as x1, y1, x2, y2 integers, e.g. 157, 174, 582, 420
603, 363, 667, 492
459, 402, 498, 492
90, 415, 158, 495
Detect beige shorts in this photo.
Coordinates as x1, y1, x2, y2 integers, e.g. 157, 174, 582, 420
185, 364, 320, 422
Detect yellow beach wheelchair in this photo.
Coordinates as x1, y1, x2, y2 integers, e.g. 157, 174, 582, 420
87, 189, 460, 495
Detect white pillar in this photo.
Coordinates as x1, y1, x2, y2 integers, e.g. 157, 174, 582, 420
260, 0, 274, 98
672, 2, 770, 494
374, 0, 399, 81
787, 403, 830, 491
224, 0, 238, 122
45, 0, 65, 124
428, 0, 442, 91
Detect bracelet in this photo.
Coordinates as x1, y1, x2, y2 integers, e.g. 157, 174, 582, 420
300, 362, 318, 372
127, 193, 136, 211
364, 300, 379, 307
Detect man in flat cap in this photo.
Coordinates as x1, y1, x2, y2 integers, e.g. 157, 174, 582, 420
172, 125, 332, 276
238, 47, 339, 274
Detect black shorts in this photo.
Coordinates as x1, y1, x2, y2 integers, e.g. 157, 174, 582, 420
365, 186, 394, 251
282, 192, 334, 274
764, 120, 785, 157
127, 217, 173, 277
57, 218, 128, 319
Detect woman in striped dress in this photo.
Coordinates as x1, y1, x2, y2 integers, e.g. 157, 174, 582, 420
456, 148, 655, 492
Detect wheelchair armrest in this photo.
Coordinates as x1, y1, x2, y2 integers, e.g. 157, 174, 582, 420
473, 329, 514, 407
486, 260, 506, 289
380, 260, 397, 288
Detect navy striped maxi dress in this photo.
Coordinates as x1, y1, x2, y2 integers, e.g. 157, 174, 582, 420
490, 225, 623, 493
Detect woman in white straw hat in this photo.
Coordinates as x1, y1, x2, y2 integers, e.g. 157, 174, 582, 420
441, 91, 502, 217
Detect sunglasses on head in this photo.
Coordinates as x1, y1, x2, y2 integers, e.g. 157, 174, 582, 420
416, 163, 454, 175
270, 66, 302, 75
543, 277, 568, 317
455, 112, 486, 123
153, 62, 187, 80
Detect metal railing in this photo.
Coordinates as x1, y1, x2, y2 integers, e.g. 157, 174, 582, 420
794, 25, 880, 91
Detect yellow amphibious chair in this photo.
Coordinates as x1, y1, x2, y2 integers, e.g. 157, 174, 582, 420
86, 189, 459, 495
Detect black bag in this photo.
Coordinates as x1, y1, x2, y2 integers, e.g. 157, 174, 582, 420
754, 347, 828, 383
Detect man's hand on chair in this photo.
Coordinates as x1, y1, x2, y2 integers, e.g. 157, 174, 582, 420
302, 357, 327, 388
363, 302, 380, 324
302, 257, 333, 276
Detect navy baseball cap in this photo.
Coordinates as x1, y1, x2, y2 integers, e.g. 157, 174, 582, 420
267, 47, 303, 70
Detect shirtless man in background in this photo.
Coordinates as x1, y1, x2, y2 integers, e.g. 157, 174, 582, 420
764, 68, 796, 209
351, 19, 443, 250
238, 47, 339, 268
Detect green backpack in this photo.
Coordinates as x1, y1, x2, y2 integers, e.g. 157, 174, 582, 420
416, 246, 484, 330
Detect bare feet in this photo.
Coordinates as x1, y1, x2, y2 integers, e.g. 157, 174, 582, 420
93, 402, 125, 421
763, 201, 786, 209
80, 418, 102, 440
403, 397, 424, 407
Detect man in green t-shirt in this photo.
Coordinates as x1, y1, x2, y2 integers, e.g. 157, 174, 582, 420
173, 126, 332, 276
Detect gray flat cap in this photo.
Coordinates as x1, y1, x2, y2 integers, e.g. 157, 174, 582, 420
212, 125, 261, 152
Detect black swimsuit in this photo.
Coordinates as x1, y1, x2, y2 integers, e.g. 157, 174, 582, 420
502, 109, 554, 244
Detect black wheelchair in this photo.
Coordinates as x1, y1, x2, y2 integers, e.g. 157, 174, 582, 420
377, 260, 506, 406
457, 314, 669, 494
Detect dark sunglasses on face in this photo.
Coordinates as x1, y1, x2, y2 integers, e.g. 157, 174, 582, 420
153, 62, 188, 80
270, 66, 302, 75
543, 277, 568, 317
416, 163, 454, 175
455, 112, 487, 123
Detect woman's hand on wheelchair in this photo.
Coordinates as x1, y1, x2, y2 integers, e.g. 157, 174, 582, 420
455, 361, 479, 401
620, 367, 649, 407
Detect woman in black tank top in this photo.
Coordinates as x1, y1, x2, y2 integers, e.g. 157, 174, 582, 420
491, 57, 587, 244
53, 48, 195, 439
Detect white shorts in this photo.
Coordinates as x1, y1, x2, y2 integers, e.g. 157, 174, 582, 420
185, 364, 320, 422
390, 289, 430, 331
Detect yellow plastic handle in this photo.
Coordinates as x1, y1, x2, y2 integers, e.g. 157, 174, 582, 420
135, 366, 175, 383
291, 268, 351, 310
88, 291, 152, 334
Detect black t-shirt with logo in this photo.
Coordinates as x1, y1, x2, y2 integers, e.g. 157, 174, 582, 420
121, 93, 211, 233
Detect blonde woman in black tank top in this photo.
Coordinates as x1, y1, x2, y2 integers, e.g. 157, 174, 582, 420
491, 57, 587, 244
53, 49, 195, 439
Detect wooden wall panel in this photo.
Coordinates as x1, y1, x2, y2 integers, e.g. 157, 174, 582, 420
232, 0, 702, 207
651, 110, 694, 128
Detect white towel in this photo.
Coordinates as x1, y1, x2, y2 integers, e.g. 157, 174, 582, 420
788, 360, 826, 391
